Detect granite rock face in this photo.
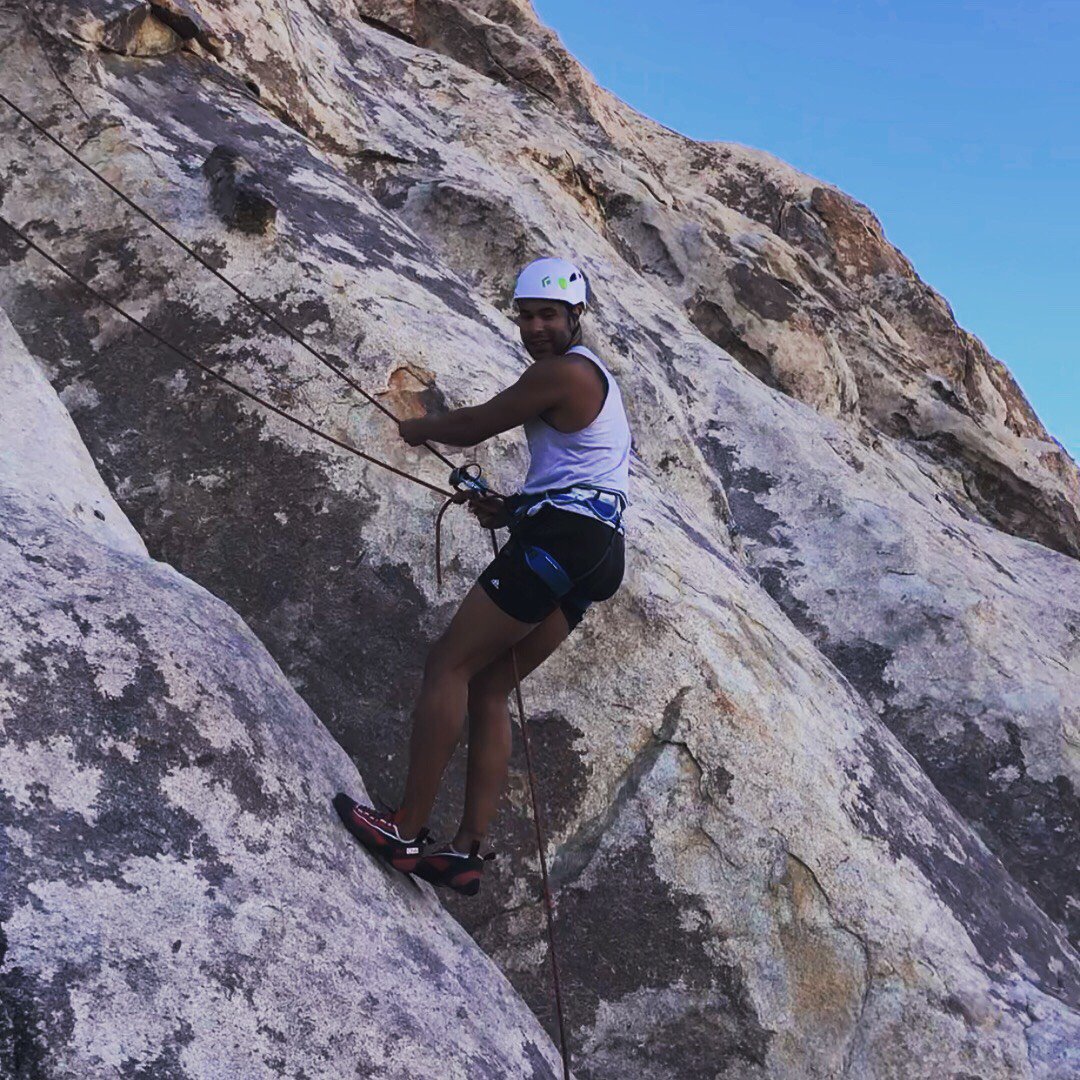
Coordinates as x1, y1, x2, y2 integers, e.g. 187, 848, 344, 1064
201, 144, 277, 233
0, 308, 568, 1076
1, 1, 1079, 1077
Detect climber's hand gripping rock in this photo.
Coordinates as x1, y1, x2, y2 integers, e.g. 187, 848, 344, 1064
397, 417, 430, 446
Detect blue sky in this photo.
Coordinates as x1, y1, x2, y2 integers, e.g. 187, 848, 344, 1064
533, 0, 1078, 457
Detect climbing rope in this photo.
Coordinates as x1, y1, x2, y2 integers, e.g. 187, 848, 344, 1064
0, 92, 572, 1078
0, 90, 459, 469
0, 217, 453, 498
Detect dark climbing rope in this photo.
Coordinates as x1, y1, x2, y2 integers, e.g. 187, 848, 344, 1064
499, 526, 572, 1078
0, 89, 490, 592
0, 89, 459, 470
0, 88, 490, 591
0, 216, 454, 497
0, 93, 574, 1078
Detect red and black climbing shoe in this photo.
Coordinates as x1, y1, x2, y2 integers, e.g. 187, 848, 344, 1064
412, 840, 497, 897
332, 792, 431, 874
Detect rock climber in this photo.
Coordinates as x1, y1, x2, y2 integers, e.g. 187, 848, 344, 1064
334, 256, 631, 896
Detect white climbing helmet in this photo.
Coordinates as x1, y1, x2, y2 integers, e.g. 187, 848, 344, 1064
513, 257, 589, 312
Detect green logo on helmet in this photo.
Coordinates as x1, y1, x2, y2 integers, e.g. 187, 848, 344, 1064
558, 277, 568, 288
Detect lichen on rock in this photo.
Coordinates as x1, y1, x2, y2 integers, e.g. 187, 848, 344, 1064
1, 1, 1079, 1077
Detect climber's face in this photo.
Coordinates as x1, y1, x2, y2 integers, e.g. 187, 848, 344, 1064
515, 299, 579, 359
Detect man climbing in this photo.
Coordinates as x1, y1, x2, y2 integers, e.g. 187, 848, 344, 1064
334, 256, 631, 896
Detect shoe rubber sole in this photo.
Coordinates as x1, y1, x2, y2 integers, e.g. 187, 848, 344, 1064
332, 792, 426, 873
412, 846, 492, 896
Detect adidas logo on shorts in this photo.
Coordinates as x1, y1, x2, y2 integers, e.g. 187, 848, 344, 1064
491, 578, 500, 588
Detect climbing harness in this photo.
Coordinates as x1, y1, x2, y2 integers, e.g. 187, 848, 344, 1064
509, 484, 627, 532
509, 491, 625, 600
504, 485, 626, 599
0, 91, 573, 1079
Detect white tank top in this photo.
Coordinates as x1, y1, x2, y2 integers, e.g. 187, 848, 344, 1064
519, 345, 631, 501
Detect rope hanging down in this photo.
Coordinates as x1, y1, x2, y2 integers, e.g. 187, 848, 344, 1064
0, 92, 572, 1079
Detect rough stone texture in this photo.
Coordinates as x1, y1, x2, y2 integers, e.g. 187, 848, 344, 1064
149, 0, 228, 58
0, 308, 568, 1077
1, 1, 1079, 1077
28, 0, 226, 59
202, 144, 277, 233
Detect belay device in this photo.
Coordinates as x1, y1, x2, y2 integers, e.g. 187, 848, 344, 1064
449, 462, 490, 497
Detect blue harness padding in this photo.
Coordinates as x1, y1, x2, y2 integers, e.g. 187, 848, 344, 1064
507, 485, 626, 532
522, 544, 575, 598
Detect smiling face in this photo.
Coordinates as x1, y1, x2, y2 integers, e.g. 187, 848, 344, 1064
515, 298, 583, 359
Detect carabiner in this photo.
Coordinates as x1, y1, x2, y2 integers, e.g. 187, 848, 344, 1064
449, 462, 490, 497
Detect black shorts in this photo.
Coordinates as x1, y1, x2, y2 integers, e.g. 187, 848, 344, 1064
478, 506, 625, 631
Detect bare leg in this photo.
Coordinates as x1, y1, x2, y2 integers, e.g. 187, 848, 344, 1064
453, 606, 571, 851
392, 582, 538, 840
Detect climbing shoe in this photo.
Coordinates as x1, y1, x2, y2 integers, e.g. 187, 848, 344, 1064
411, 840, 497, 897
332, 792, 431, 874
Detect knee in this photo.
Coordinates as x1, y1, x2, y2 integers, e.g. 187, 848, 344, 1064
423, 635, 461, 682
467, 670, 510, 710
